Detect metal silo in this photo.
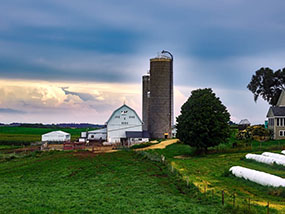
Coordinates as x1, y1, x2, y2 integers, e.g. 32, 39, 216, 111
146, 51, 173, 139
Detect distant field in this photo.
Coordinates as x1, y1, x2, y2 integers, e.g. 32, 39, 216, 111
0, 150, 229, 214
0, 126, 90, 145
149, 143, 285, 212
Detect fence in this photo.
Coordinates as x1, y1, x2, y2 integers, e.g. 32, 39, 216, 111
135, 150, 277, 214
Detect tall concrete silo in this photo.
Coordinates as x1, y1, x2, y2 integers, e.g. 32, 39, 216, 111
142, 75, 150, 131
142, 51, 173, 139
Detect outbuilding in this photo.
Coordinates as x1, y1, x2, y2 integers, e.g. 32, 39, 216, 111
80, 128, 107, 142
41, 131, 71, 142
238, 119, 251, 130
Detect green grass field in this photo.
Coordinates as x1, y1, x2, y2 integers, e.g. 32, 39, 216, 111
0, 150, 233, 214
149, 143, 285, 212
0, 126, 89, 145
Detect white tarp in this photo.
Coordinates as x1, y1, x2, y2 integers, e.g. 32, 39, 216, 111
230, 166, 285, 187
281, 150, 285, 155
42, 131, 71, 142
262, 152, 285, 161
246, 153, 285, 166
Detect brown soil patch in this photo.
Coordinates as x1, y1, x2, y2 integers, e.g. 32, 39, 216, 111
174, 155, 192, 159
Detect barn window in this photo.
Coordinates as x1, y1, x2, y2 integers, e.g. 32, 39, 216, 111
115, 116, 120, 118
129, 116, 135, 119
121, 110, 128, 114
121, 122, 128, 125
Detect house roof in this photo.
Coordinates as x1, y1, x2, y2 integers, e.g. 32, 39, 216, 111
276, 90, 285, 106
268, 106, 285, 117
125, 131, 150, 138
106, 104, 143, 124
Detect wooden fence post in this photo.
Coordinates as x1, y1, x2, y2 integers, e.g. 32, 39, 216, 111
267, 201, 270, 214
186, 177, 189, 186
222, 190, 224, 205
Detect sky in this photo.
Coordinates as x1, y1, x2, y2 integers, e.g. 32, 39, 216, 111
1, 0, 285, 124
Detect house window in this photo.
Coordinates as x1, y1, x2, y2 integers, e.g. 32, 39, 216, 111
280, 131, 284, 136
277, 118, 280, 126
270, 118, 274, 126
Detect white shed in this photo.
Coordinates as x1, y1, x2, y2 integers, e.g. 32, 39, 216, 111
41, 131, 71, 142
106, 104, 143, 143
81, 128, 107, 141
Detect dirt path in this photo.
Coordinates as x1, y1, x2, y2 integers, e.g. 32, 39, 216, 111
136, 139, 178, 151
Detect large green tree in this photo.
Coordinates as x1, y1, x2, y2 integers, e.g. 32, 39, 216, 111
176, 88, 230, 152
247, 67, 285, 106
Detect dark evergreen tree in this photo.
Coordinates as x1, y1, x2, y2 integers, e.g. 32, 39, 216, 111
247, 67, 285, 106
176, 88, 230, 152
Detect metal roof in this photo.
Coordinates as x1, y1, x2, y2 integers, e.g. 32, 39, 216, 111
42, 130, 70, 136
239, 119, 250, 125
125, 131, 150, 138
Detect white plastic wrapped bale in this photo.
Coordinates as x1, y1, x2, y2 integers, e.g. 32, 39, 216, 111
262, 152, 285, 161
282, 150, 285, 155
245, 153, 285, 166
229, 166, 285, 187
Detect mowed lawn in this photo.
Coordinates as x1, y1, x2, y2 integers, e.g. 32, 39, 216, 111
151, 143, 285, 212
0, 150, 225, 214
0, 127, 87, 144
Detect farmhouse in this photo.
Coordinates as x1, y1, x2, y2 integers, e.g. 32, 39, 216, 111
267, 90, 285, 139
41, 131, 71, 142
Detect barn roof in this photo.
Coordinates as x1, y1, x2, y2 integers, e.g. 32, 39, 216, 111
106, 104, 143, 124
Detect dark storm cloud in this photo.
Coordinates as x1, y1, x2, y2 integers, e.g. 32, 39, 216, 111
1, 0, 285, 87
0, 26, 141, 53
0, 108, 25, 114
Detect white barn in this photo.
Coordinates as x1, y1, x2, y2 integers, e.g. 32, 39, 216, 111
41, 131, 71, 142
106, 104, 148, 144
